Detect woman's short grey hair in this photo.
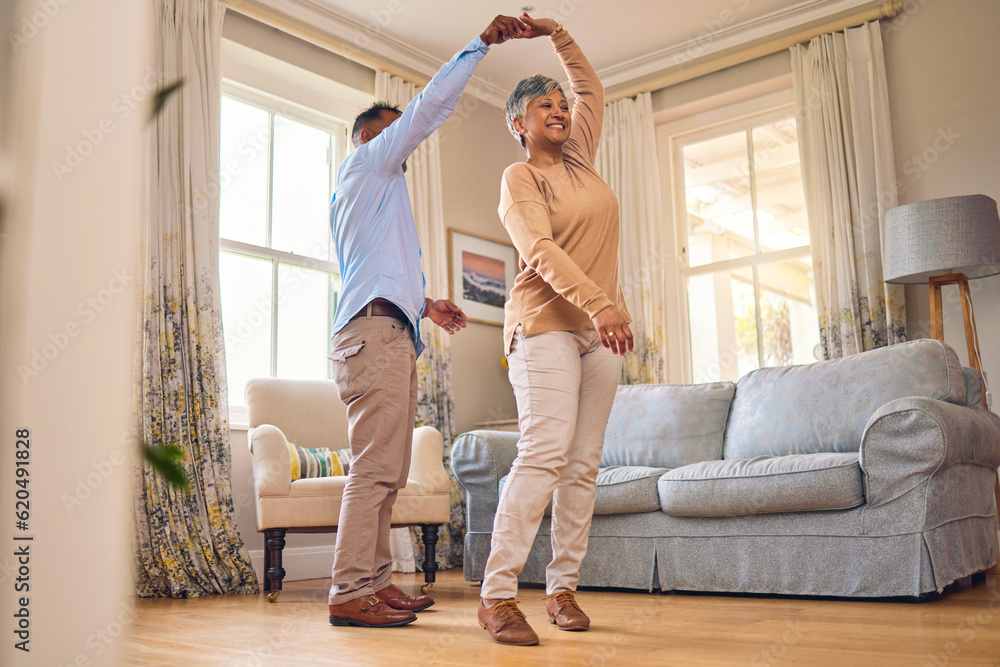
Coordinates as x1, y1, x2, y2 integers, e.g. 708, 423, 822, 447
505, 74, 565, 149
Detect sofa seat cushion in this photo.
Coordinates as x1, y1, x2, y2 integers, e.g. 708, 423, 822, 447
498, 466, 671, 516
658, 453, 863, 517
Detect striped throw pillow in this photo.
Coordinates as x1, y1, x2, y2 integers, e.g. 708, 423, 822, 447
287, 442, 344, 480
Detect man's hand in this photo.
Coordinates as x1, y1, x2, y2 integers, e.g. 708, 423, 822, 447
480, 15, 528, 45
519, 13, 561, 38
592, 306, 634, 356
424, 298, 468, 335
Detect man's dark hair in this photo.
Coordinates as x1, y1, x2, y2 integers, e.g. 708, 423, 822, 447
351, 102, 402, 147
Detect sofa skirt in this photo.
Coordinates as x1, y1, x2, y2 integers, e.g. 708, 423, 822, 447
462, 514, 997, 598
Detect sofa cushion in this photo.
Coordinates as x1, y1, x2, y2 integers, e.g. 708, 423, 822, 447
498, 466, 671, 516
724, 339, 965, 459
602, 382, 735, 468
658, 453, 863, 517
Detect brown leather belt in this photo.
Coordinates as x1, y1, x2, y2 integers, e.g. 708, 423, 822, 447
349, 300, 409, 326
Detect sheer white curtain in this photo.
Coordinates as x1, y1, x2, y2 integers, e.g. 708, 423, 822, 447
596, 92, 669, 383
374, 72, 465, 572
134, 0, 258, 596
791, 21, 905, 359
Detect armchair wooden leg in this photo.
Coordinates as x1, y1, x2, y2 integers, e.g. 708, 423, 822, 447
263, 540, 272, 591
420, 525, 440, 594
264, 528, 286, 602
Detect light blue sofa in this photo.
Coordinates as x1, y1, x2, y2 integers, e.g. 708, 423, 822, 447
452, 339, 1000, 597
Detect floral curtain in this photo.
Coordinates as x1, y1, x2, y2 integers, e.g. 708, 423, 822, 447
791, 21, 906, 359
133, 0, 258, 597
596, 92, 669, 384
375, 72, 464, 571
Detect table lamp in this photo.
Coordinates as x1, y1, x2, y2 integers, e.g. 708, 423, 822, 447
884, 193, 1000, 573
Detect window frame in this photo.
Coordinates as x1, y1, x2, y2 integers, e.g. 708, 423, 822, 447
660, 92, 814, 383
219, 81, 350, 421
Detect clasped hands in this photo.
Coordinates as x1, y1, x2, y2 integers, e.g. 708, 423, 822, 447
479, 13, 559, 46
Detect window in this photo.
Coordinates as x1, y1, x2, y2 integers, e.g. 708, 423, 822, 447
673, 108, 819, 383
218, 88, 347, 409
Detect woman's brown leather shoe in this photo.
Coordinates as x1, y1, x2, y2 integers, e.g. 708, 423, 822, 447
329, 595, 417, 627
545, 591, 590, 631
478, 599, 539, 646
375, 584, 434, 611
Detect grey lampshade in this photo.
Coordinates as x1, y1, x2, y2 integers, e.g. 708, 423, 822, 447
884, 194, 1000, 284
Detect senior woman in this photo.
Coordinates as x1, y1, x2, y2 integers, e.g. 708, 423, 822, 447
477, 15, 633, 647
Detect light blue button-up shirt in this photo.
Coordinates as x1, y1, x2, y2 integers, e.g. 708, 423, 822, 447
331, 36, 490, 357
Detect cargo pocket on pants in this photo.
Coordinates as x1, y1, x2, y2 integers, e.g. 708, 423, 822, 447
329, 339, 372, 403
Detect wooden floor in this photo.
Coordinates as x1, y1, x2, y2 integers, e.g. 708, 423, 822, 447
125, 570, 1000, 666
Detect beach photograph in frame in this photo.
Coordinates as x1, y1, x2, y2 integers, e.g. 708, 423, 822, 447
447, 228, 517, 326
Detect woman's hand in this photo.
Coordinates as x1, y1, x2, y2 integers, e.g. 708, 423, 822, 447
592, 306, 634, 356
519, 13, 560, 38
424, 298, 468, 335
480, 15, 528, 45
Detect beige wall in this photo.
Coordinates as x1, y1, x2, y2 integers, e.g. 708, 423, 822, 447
882, 0, 1000, 407
438, 93, 522, 435
0, 1, 147, 664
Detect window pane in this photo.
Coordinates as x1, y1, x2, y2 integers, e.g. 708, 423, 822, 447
683, 131, 754, 267
220, 252, 273, 407
758, 257, 820, 367
220, 97, 269, 246
731, 278, 760, 379
751, 119, 809, 252
275, 263, 339, 380
271, 116, 334, 261
688, 272, 760, 384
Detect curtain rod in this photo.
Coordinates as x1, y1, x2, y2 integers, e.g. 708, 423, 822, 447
222, 0, 430, 86
604, 0, 902, 103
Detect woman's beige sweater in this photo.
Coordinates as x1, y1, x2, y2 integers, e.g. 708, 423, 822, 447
499, 28, 631, 355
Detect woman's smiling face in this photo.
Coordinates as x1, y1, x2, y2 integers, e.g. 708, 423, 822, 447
517, 90, 571, 149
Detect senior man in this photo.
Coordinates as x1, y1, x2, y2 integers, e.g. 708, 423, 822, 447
327, 14, 529, 628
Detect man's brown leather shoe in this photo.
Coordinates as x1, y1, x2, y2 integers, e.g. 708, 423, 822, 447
545, 591, 590, 631
375, 584, 434, 612
478, 599, 539, 646
329, 595, 416, 627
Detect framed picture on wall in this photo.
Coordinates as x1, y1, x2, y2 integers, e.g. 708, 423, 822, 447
447, 228, 518, 326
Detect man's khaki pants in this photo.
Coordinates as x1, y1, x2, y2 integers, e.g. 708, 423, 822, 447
481, 327, 623, 600
328, 314, 417, 605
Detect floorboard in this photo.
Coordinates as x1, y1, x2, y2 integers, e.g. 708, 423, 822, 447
124, 570, 1000, 666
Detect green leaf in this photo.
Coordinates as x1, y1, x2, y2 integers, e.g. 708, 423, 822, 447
149, 78, 185, 121
142, 442, 191, 491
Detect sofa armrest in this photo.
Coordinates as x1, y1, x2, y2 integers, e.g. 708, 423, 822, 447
408, 425, 449, 493
451, 430, 520, 534
248, 424, 292, 497
859, 397, 1000, 531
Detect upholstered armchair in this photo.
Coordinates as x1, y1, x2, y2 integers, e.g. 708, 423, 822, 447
245, 377, 451, 601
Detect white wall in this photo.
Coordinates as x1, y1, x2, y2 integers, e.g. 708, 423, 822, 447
0, 1, 147, 664
883, 0, 1000, 409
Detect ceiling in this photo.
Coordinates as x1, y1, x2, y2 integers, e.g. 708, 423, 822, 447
272, 0, 891, 105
